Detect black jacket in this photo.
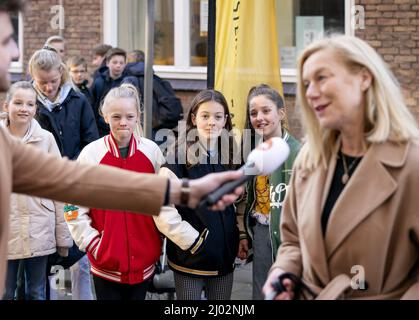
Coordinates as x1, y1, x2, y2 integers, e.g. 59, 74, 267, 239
76, 80, 93, 107
124, 61, 145, 77
35, 88, 99, 160
90, 69, 125, 137
163, 153, 239, 278
92, 60, 108, 82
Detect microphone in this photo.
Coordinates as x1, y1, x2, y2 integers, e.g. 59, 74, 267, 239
200, 137, 290, 208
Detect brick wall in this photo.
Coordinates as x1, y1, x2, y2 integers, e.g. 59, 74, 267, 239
8, 0, 418, 142
356, 0, 419, 118
284, 95, 302, 140
22, 0, 102, 79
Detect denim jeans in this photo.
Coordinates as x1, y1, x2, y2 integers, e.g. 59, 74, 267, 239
70, 255, 94, 300
47, 241, 86, 300
3, 256, 49, 300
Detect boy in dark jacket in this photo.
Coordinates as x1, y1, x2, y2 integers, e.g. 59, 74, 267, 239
90, 48, 127, 137
91, 44, 112, 81
67, 56, 93, 106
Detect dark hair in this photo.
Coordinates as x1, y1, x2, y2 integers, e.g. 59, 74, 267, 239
105, 48, 127, 63
242, 84, 286, 162
0, 0, 26, 13
67, 56, 87, 70
247, 84, 284, 111
93, 44, 112, 57
127, 50, 145, 63
180, 89, 237, 168
186, 89, 233, 132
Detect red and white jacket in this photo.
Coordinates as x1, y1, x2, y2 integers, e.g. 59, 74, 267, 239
66, 134, 206, 284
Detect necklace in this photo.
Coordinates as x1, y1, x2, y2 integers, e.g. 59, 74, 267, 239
341, 152, 361, 185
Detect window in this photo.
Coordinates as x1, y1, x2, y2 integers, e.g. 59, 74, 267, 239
105, 0, 350, 82
9, 12, 23, 73
118, 0, 175, 65
190, 0, 208, 67
276, 0, 350, 82
105, 0, 207, 80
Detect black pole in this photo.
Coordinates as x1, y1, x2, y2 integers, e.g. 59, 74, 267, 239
207, 0, 216, 89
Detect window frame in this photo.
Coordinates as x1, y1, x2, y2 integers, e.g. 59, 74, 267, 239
9, 12, 24, 74
103, 0, 354, 82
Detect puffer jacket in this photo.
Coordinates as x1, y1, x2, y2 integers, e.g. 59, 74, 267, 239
0, 119, 73, 260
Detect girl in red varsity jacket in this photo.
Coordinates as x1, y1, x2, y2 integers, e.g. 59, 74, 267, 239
65, 84, 207, 300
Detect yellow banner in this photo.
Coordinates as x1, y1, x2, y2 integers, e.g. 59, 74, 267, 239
215, 0, 283, 132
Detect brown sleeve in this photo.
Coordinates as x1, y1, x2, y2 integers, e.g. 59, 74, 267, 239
10, 135, 167, 216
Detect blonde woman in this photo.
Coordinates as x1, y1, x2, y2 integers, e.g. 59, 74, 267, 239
263, 35, 419, 300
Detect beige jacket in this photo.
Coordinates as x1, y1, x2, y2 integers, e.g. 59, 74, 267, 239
1, 120, 73, 259
0, 126, 167, 295
272, 141, 419, 299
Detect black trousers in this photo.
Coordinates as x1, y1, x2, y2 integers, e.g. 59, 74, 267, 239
93, 275, 151, 300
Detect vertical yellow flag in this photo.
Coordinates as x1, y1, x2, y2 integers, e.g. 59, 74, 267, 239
215, 0, 283, 132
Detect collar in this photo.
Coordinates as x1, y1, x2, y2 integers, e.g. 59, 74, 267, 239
0, 118, 43, 143
104, 133, 138, 158
34, 82, 73, 112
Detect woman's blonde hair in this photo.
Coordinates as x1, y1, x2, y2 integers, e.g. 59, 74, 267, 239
28, 46, 69, 86
297, 35, 419, 171
100, 83, 143, 137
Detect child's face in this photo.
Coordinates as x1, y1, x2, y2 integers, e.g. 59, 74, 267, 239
107, 55, 126, 80
191, 101, 227, 144
33, 68, 62, 101
5, 88, 37, 126
69, 65, 87, 85
104, 97, 139, 147
92, 54, 104, 68
249, 94, 284, 140
50, 41, 65, 59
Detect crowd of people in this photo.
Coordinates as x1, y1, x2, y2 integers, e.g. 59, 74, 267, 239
0, 0, 418, 301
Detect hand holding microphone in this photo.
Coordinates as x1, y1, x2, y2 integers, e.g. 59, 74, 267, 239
199, 137, 290, 209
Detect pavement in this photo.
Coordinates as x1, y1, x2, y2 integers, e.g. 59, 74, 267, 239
53, 260, 253, 300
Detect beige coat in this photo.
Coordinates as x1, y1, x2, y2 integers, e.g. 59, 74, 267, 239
272, 141, 419, 299
0, 126, 167, 295
1, 120, 73, 259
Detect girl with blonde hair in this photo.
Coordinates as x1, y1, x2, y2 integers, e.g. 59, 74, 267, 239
263, 35, 419, 300
66, 83, 205, 300
29, 46, 99, 300
29, 46, 98, 160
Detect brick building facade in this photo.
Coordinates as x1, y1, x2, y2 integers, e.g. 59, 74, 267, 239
2, 0, 419, 141
356, 0, 419, 117
22, 0, 102, 77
